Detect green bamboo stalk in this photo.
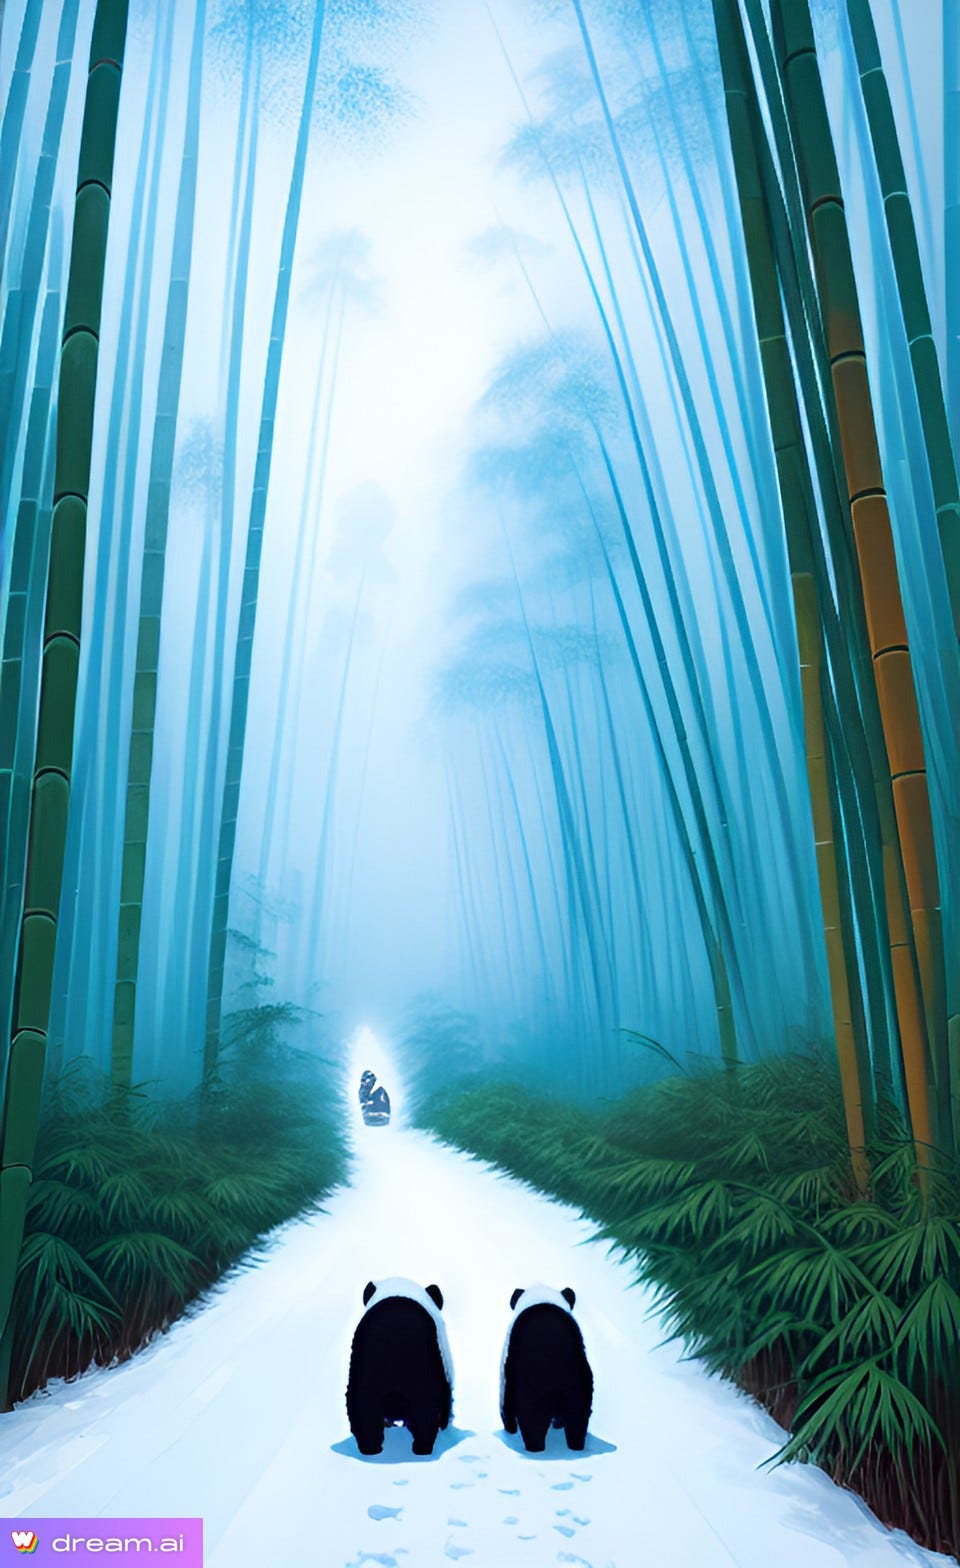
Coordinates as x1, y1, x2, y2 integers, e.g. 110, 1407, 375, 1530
0, 0, 130, 1407
771, 0, 946, 1156
845, 0, 960, 640
110, 0, 207, 1089
204, 0, 327, 1076
712, 0, 870, 1186
946, 0, 960, 442
740, 0, 915, 1119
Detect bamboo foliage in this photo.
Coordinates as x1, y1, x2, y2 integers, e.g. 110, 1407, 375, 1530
501, 127, 754, 1058
0, 0, 130, 1406
769, 0, 950, 1154
569, 0, 821, 954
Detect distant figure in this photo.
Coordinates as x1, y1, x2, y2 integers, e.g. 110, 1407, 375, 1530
358, 1068, 391, 1126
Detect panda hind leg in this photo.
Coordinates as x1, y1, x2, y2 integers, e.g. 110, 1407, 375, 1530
564, 1408, 589, 1451
501, 1372, 518, 1433
516, 1398, 549, 1453
409, 1419, 440, 1456
352, 1420, 384, 1456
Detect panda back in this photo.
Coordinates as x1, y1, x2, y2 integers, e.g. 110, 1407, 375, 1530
353, 1288, 454, 1389
508, 1302, 587, 1361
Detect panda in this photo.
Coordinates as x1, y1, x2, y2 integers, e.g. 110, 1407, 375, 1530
500, 1284, 593, 1453
346, 1277, 453, 1456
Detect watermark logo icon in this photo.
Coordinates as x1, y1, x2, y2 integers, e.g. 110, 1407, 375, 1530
10, 1533, 38, 1556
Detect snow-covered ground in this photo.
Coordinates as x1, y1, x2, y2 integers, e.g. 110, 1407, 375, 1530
0, 1044, 952, 1567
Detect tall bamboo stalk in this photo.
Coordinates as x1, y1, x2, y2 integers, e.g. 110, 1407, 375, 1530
204, 0, 327, 1075
569, 0, 828, 1046
186, 52, 261, 1063
844, 0, 960, 640
52, 0, 174, 1074
947, 1, 960, 444
738, 0, 912, 1114
0, 0, 130, 1407
0, 272, 62, 1058
0, 0, 82, 547
771, 0, 947, 1153
110, 0, 207, 1088
0, 0, 44, 284
712, 0, 870, 1185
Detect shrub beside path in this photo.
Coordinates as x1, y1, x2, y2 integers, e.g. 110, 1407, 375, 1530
0, 1117, 951, 1567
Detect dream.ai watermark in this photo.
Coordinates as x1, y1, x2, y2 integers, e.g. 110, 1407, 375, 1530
4, 1522, 202, 1565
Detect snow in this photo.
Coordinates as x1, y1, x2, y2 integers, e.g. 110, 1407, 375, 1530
0, 1048, 952, 1568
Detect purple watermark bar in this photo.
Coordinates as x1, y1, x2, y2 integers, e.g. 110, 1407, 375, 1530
3, 1522, 202, 1565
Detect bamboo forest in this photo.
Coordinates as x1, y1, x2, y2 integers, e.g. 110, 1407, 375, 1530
0, 0, 958, 1563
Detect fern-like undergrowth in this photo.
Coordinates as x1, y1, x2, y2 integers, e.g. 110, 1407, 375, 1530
6, 1006, 347, 1405
417, 1053, 960, 1560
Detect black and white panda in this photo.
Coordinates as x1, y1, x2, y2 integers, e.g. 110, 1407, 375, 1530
346, 1277, 453, 1455
500, 1284, 593, 1452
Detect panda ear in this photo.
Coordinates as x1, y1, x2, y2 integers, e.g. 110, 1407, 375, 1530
425, 1284, 443, 1310
510, 1288, 524, 1310
561, 1287, 576, 1309
363, 1281, 376, 1306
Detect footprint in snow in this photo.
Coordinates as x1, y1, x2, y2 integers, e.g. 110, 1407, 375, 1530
447, 1519, 467, 1528
392, 1480, 408, 1487
557, 1555, 595, 1567
556, 1526, 576, 1538
498, 1488, 520, 1496
551, 1482, 574, 1491
449, 1481, 473, 1490
503, 1516, 519, 1525
443, 1543, 472, 1560
570, 1472, 591, 1482
367, 1505, 403, 1522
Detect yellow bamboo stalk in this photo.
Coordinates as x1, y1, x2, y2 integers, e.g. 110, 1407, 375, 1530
772, 0, 945, 1155
794, 573, 870, 1190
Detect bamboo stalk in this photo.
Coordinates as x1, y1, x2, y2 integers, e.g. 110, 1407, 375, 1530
712, 0, 870, 1186
739, 0, 914, 1118
844, 0, 960, 639
0, 0, 83, 546
0, 0, 130, 1406
0, 0, 44, 285
946, 1, 960, 442
795, 574, 870, 1186
109, 0, 207, 1088
204, 0, 327, 1076
771, 0, 946, 1155
54, 0, 175, 1073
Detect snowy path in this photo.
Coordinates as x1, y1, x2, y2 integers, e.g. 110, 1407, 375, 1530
0, 1110, 952, 1567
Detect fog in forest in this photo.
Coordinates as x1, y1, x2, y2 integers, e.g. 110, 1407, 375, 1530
4, 0, 956, 1103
